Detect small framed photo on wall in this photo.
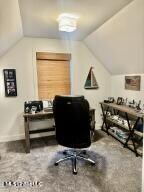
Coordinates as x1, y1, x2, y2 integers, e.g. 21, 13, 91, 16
3, 69, 17, 97
125, 76, 141, 91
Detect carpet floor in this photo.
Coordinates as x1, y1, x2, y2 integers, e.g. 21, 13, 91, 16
0, 130, 142, 192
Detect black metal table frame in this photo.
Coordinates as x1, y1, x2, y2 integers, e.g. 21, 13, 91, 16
100, 103, 143, 157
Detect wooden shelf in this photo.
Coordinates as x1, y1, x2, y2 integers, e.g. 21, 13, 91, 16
106, 117, 143, 137
100, 102, 144, 118
103, 127, 143, 156
100, 102, 143, 157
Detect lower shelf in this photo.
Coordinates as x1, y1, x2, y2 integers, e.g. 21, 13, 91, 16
29, 127, 55, 134
102, 127, 143, 156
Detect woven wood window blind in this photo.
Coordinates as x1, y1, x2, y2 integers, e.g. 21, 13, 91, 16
36, 52, 71, 100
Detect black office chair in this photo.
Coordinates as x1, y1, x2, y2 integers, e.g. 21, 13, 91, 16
53, 95, 95, 174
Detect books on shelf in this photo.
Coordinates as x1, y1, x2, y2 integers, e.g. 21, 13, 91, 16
109, 126, 129, 141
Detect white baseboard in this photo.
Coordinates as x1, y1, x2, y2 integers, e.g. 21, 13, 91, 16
0, 134, 25, 143
95, 123, 101, 130
0, 124, 101, 143
0, 132, 55, 143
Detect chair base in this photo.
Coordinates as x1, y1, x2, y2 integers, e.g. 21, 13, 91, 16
54, 150, 95, 175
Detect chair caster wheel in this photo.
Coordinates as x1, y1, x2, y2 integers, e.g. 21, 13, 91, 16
82, 150, 86, 155
63, 151, 67, 155
73, 171, 77, 175
91, 162, 95, 166
54, 162, 59, 166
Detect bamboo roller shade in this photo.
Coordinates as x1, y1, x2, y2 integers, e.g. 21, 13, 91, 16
36, 52, 71, 61
36, 53, 71, 100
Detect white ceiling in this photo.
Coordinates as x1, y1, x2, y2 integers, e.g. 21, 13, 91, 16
18, 0, 133, 40
1, 0, 142, 75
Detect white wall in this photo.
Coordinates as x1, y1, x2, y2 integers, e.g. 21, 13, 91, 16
0, 0, 23, 57
0, 37, 111, 142
84, 0, 144, 75
111, 74, 144, 104
111, 73, 144, 192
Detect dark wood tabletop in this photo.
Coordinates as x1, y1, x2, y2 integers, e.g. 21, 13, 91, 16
100, 102, 144, 118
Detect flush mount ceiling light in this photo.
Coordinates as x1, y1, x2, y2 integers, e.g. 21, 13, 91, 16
57, 13, 78, 32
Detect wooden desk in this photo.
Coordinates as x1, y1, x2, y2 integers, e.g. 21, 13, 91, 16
23, 110, 54, 153
100, 102, 143, 156
23, 108, 95, 153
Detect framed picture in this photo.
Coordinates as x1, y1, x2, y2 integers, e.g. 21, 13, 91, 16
47, 100, 53, 109
125, 76, 141, 91
117, 97, 124, 105
3, 69, 17, 97
108, 97, 115, 103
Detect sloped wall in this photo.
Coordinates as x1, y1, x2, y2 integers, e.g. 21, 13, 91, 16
111, 74, 144, 104
0, 0, 23, 57
84, 0, 144, 75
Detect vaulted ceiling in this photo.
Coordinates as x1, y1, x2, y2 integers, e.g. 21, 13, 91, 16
18, 0, 132, 40
0, 0, 143, 74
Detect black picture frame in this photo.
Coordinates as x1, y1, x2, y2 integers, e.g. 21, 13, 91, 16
3, 69, 17, 97
108, 97, 115, 103
117, 97, 124, 105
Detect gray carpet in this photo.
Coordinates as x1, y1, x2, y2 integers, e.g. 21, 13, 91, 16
0, 130, 142, 192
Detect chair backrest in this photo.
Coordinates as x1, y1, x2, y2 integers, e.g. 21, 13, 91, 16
53, 95, 91, 148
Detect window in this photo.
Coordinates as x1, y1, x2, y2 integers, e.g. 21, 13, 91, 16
36, 52, 71, 100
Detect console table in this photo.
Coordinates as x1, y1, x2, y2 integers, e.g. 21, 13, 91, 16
23, 108, 95, 153
100, 102, 143, 156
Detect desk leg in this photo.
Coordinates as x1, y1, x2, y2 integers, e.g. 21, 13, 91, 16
124, 113, 140, 157
90, 110, 95, 139
101, 104, 109, 135
24, 117, 30, 153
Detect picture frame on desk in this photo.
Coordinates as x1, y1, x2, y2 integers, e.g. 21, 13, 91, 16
108, 97, 115, 103
3, 69, 17, 97
48, 100, 53, 109
117, 97, 124, 105
43, 100, 53, 112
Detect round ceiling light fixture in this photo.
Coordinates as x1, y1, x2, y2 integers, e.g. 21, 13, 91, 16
57, 13, 78, 32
